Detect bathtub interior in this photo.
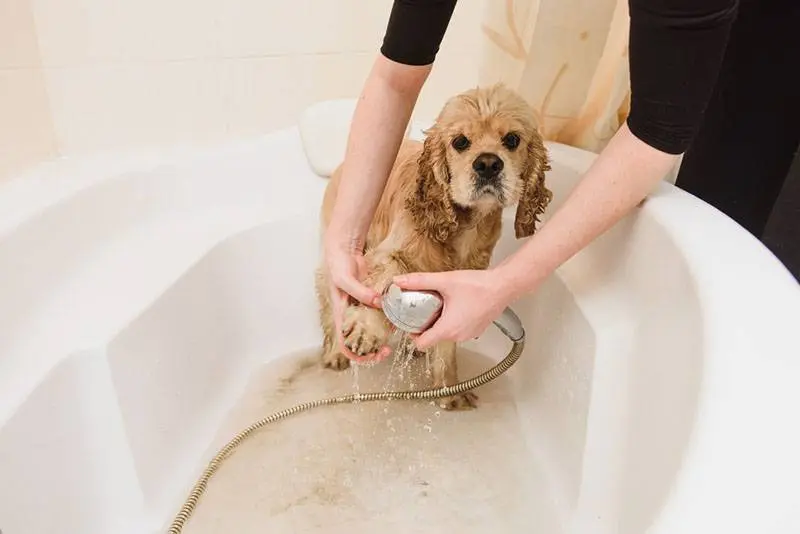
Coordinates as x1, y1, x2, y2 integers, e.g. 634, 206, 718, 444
0, 126, 708, 534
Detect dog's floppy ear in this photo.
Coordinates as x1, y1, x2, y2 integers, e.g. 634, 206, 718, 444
407, 128, 458, 243
514, 132, 553, 239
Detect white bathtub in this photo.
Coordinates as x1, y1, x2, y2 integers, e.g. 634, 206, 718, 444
1, 117, 799, 534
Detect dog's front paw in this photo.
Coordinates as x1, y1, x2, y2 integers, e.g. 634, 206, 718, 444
342, 305, 390, 357
438, 392, 479, 411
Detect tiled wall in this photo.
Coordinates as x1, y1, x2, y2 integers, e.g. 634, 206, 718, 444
0, 0, 58, 181
0, 0, 487, 181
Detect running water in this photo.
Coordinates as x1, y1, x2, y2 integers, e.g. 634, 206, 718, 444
350, 364, 360, 401
176, 347, 562, 534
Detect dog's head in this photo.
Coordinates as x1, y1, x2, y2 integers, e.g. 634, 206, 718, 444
411, 84, 552, 242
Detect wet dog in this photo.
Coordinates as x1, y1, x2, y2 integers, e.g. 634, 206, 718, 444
315, 84, 552, 409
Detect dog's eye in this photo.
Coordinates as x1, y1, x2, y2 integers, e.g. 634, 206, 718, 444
502, 132, 521, 151
451, 135, 471, 152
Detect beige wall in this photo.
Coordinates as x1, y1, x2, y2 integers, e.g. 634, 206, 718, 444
0, 0, 58, 181
0, 0, 487, 181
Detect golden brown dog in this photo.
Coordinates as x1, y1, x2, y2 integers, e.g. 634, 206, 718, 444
315, 83, 552, 409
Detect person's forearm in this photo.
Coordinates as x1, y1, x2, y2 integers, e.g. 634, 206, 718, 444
495, 123, 681, 298
327, 56, 431, 250
494, 0, 736, 295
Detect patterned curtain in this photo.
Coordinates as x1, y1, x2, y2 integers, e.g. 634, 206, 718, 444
478, 0, 631, 153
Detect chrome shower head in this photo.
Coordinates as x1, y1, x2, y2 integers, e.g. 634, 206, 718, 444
380, 283, 526, 342
381, 283, 444, 334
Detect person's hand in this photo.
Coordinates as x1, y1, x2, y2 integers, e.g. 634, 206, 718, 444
392, 269, 515, 350
323, 236, 392, 363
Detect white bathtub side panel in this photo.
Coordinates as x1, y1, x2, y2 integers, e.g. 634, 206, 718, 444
482, 143, 708, 533
105, 215, 325, 523
0, 128, 327, 425
105, 242, 254, 519
202, 215, 325, 363
530, 215, 703, 534
538, 143, 710, 534
614, 213, 705, 534
469, 244, 597, 523
644, 191, 800, 534
0, 350, 143, 534
523, 142, 798, 533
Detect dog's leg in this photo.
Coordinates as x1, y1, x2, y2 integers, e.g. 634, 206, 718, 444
315, 266, 351, 371
429, 342, 478, 410
340, 249, 405, 359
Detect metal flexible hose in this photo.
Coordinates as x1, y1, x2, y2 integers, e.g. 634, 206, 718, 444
167, 330, 525, 533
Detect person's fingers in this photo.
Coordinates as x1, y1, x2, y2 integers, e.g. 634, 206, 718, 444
333, 271, 381, 308
376, 344, 392, 360
393, 272, 442, 291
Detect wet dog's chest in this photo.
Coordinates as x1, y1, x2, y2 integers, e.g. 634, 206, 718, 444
447, 225, 496, 270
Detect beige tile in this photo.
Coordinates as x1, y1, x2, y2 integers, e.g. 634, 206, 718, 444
216, 0, 311, 58
29, 0, 485, 64
217, 0, 392, 58
222, 56, 311, 137
218, 53, 375, 139
43, 61, 228, 153
30, 0, 218, 66
23, 0, 488, 159
304, 0, 393, 53
302, 52, 373, 102
439, 0, 488, 56
43, 55, 333, 153
31, 0, 391, 66
104, 0, 218, 61
29, 0, 484, 67
28, 0, 91, 66
0, 69, 58, 181
0, 0, 42, 68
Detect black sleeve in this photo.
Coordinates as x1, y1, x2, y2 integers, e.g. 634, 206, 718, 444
380, 0, 458, 66
626, 0, 739, 154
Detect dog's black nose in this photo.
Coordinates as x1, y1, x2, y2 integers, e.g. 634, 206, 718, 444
472, 153, 504, 179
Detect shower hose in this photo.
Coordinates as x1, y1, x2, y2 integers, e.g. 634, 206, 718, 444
166, 307, 526, 533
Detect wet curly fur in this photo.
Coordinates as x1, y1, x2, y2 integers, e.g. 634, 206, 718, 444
315, 83, 552, 410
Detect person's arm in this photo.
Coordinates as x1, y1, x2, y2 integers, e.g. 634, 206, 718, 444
498, 0, 740, 294
327, 0, 459, 256
395, 0, 740, 349
325, 59, 431, 269
494, 123, 681, 299
396, 125, 681, 349
324, 0, 458, 359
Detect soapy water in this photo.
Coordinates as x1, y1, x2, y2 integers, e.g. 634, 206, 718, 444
179, 345, 562, 534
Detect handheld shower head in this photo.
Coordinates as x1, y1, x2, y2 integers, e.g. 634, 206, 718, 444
380, 283, 525, 342
381, 283, 444, 334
